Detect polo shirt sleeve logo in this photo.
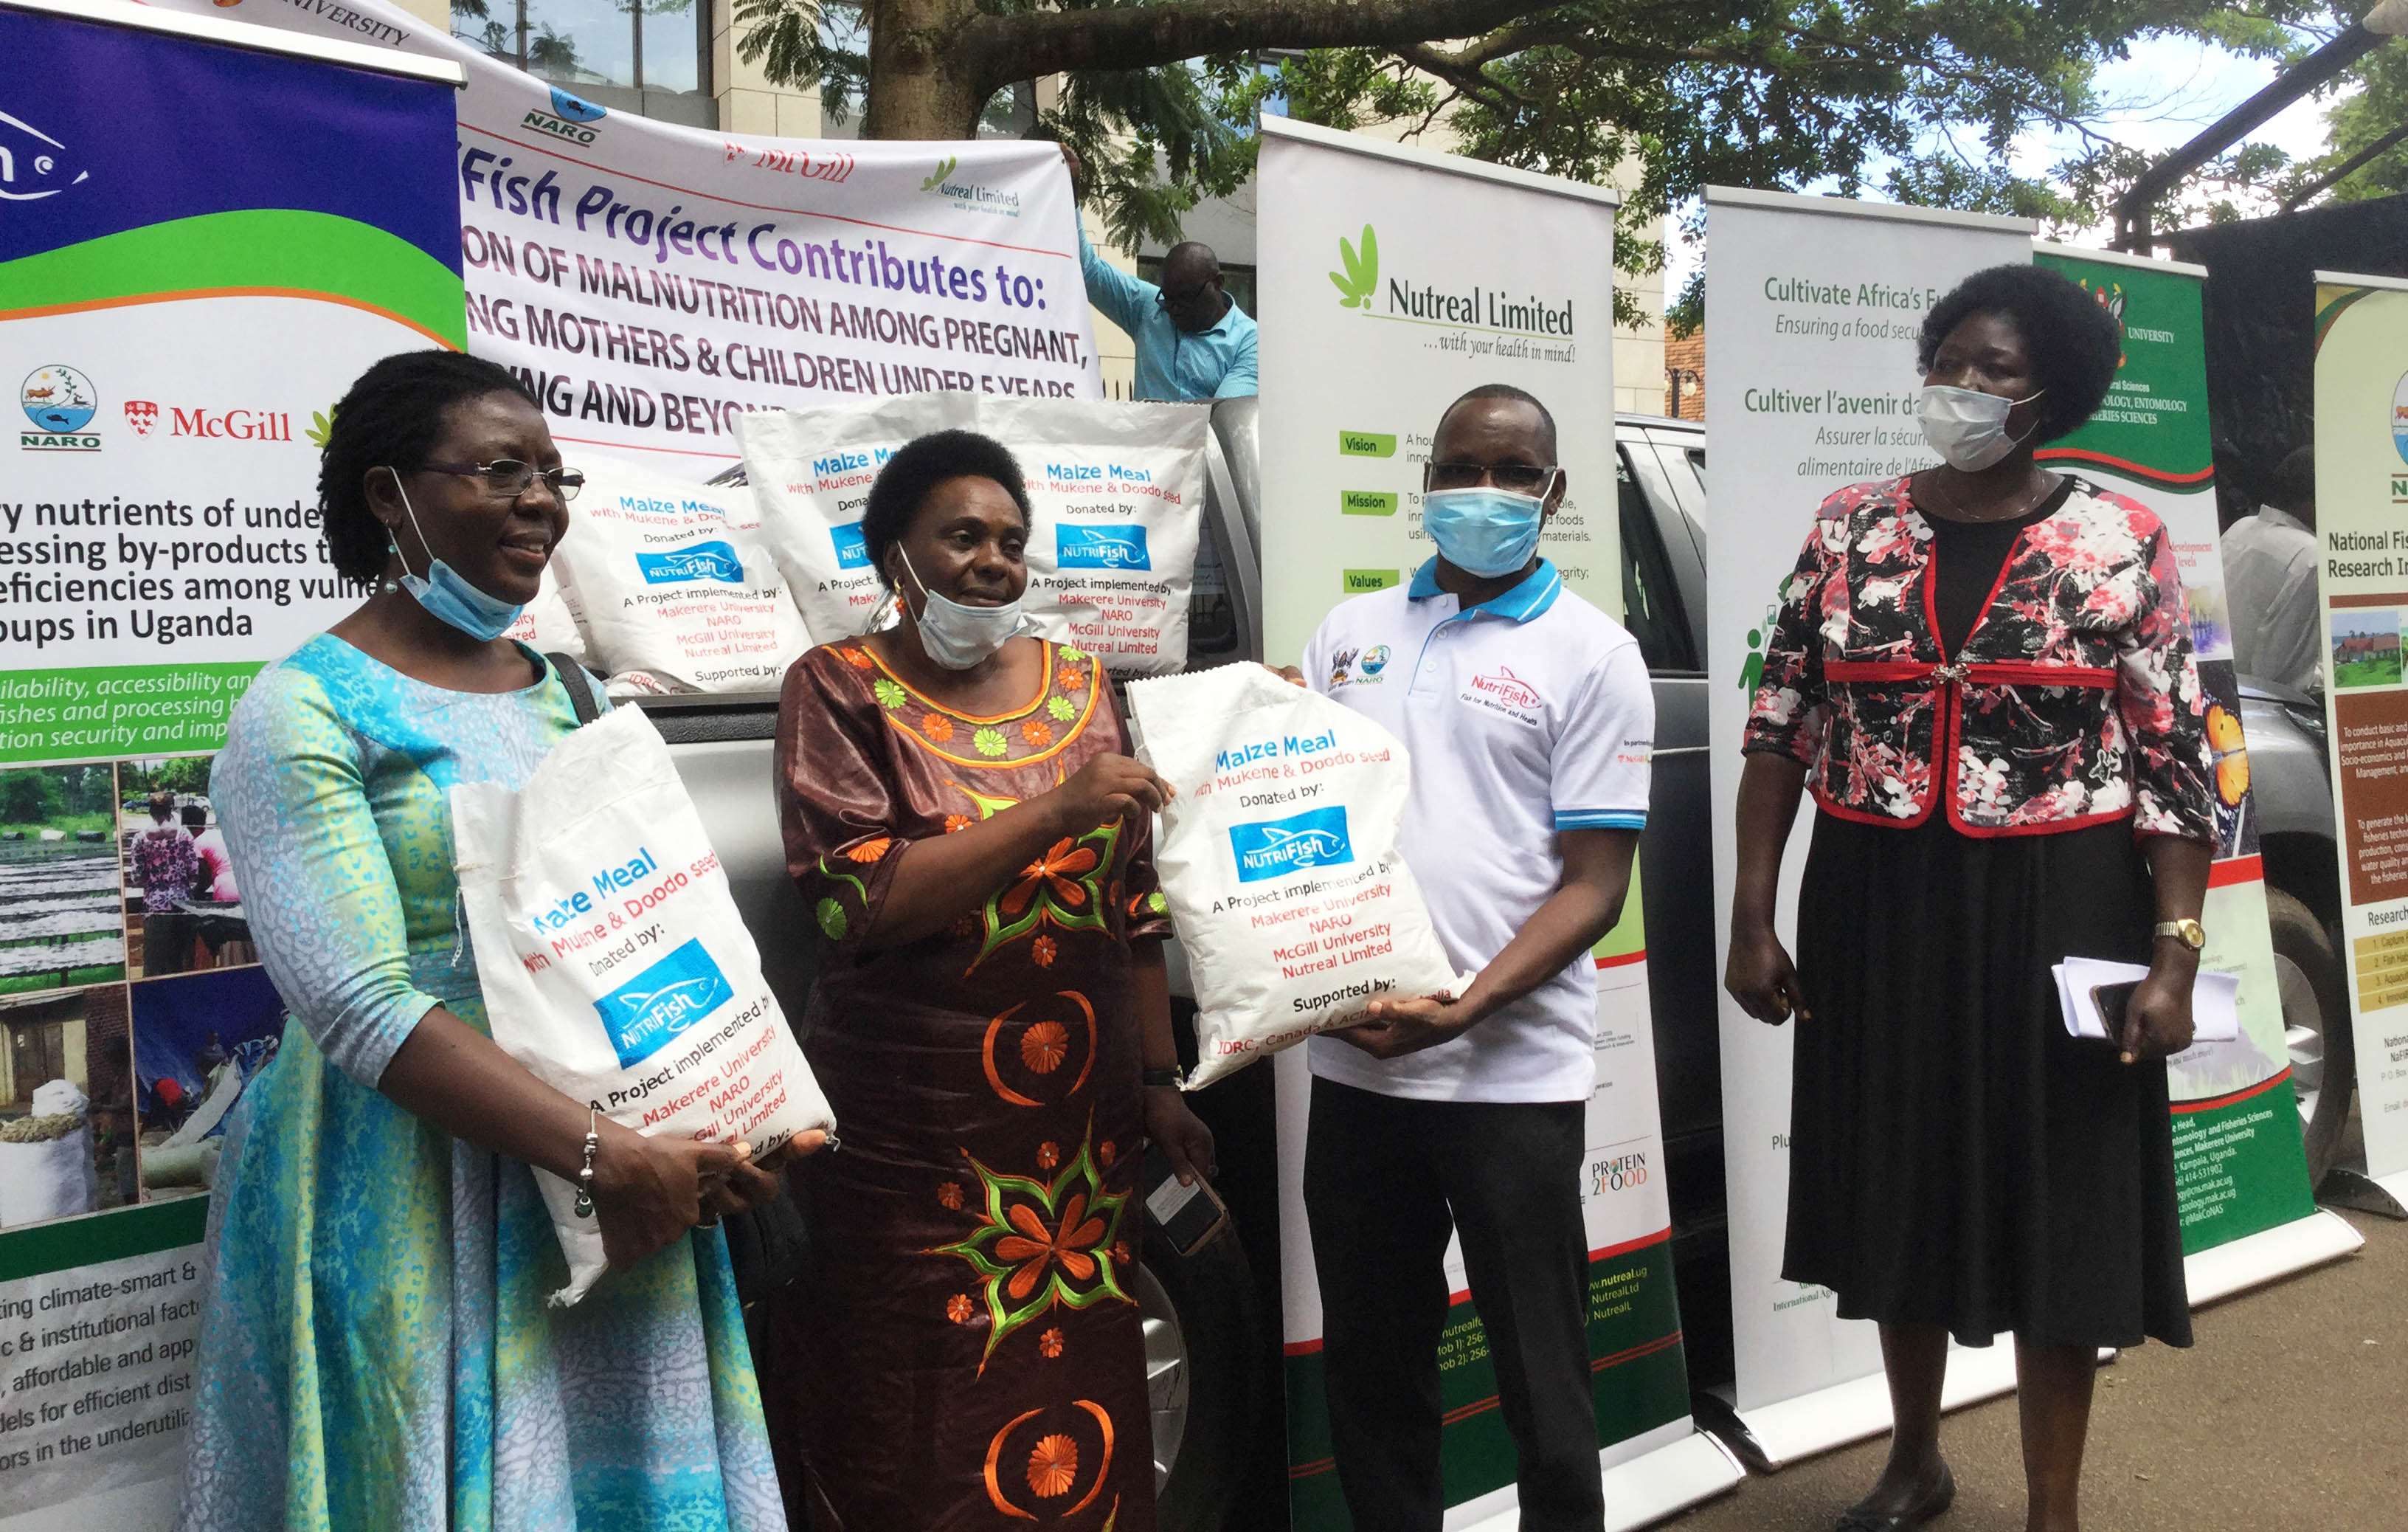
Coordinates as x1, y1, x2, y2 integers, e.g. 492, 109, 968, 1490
1459, 663, 1546, 725
1328, 646, 1360, 688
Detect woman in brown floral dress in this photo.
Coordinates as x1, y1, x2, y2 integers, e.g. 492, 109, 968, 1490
762, 428, 1217, 1531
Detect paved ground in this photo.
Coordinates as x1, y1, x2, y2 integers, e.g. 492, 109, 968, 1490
1663, 1205, 2407, 1532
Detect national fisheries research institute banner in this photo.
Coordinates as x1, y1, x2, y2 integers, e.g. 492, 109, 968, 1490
0, 3, 463, 1528
155, 0, 1102, 472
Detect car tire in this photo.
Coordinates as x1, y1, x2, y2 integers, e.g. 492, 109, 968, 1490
2266, 886, 2354, 1187
1141, 1221, 1261, 1532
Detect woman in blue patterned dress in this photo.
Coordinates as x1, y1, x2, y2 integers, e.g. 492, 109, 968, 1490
179, 351, 815, 1531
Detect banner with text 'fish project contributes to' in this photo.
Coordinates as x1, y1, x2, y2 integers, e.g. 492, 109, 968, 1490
1261, 117, 1737, 1531
2312, 272, 2408, 1208
154, 0, 1101, 470
0, 4, 465, 1528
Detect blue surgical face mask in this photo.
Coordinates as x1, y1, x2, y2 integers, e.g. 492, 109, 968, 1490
1422, 484, 1549, 579
897, 547, 1025, 669
387, 472, 526, 642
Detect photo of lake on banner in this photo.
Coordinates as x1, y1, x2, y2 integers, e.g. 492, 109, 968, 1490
0, 763, 128, 994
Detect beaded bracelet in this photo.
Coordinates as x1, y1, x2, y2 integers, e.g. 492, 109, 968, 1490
572, 1106, 600, 1218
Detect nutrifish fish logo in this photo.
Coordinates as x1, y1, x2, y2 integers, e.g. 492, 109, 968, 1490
0, 108, 89, 201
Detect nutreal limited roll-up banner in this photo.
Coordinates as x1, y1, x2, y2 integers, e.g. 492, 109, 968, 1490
2032, 246, 2357, 1296
0, 2, 463, 1526
1261, 117, 1738, 1531
1703, 187, 2032, 1463
2311, 271, 2408, 1210
154, 0, 1101, 474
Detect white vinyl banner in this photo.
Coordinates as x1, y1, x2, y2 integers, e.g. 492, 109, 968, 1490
1702, 188, 2032, 1446
154, 0, 1102, 476
1262, 119, 1737, 1532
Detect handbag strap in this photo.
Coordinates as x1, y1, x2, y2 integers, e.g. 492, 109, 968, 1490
547, 652, 601, 726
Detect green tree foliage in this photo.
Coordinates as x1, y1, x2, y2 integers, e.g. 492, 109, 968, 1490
0, 769, 65, 827
120, 758, 212, 801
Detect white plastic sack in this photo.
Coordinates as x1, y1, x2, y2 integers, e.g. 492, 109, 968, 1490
0, 1083, 96, 1226
550, 451, 811, 696
453, 703, 836, 1305
1126, 664, 1465, 1087
738, 394, 1205, 673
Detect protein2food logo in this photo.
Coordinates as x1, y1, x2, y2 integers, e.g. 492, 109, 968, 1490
1228, 807, 1354, 883
636, 541, 744, 584
1588, 1149, 1650, 1196
595, 937, 734, 1066
20, 365, 99, 451
829, 522, 871, 570
0, 108, 89, 203
1056, 524, 1150, 570
1330, 224, 1379, 309
523, 87, 605, 147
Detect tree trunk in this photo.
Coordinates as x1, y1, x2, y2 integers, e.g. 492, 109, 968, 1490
861, 0, 987, 139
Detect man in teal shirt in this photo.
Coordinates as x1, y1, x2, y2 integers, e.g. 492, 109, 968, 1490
1061, 148, 1258, 401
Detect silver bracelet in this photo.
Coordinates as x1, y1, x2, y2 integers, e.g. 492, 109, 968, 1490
573, 1106, 600, 1218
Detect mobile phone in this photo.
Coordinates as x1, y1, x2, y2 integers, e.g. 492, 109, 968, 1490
2090, 980, 2142, 1040
1140, 1144, 1229, 1258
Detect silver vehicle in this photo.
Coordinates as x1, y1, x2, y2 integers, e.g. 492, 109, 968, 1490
657, 402, 2350, 1528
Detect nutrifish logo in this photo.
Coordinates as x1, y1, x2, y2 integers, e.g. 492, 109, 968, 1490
595, 937, 733, 1066
830, 521, 871, 570
1056, 524, 1150, 570
636, 541, 744, 584
0, 108, 89, 202
1229, 807, 1354, 883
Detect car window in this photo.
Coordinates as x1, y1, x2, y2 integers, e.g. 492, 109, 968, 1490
1618, 446, 1699, 673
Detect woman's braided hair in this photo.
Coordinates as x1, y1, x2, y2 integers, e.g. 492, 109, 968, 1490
317, 351, 533, 582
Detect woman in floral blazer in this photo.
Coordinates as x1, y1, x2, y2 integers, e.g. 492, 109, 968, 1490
1727, 265, 2218, 1532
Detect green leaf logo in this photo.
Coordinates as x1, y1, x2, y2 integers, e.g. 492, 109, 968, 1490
1329, 224, 1378, 309
305, 407, 334, 449
921, 154, 960, 193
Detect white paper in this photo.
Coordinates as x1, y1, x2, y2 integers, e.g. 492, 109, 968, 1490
2053, 956, 2239, 1043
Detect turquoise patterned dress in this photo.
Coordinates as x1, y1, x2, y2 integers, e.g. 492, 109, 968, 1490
179, 635, 787, 1532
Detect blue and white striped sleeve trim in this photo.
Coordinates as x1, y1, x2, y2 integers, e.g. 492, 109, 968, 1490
1554, 810, 1647, 832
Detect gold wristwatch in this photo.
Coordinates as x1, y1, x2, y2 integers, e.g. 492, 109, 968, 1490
2153, 918, 2206, 951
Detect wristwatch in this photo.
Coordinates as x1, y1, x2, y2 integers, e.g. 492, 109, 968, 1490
1142, 1066, 1183, 1089
2153, 918, 2207, 951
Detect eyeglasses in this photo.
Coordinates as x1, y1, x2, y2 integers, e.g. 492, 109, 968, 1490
1425, 462, 1559, 494
1156, 284, 1217, 308
419, 458, 584, 501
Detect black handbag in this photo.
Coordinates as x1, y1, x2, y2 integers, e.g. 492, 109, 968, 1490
546, 652, 811, 1303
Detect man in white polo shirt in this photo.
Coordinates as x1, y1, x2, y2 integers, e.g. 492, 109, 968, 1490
1295, 383, 1653, 1532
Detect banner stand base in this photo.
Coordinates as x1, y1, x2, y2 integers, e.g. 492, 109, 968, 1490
1713, 1345, 2031, 1472
2319, 1162, 2408, 1220
1450, 1426, 1747, 1532
2182, 1209, 2365, 1305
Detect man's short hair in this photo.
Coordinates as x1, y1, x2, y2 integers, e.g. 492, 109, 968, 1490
1163, 241, 1220, 285
2267, 445, 2314, 509
1439, 384, 1558, 459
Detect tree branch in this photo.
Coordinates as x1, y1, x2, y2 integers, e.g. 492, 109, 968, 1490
963, 0, 1560, 97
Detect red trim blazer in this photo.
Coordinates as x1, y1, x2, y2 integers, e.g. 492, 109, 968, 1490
1742, 475, 2217, 841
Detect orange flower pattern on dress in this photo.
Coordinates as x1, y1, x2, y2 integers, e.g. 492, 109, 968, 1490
1021, 1020, 1069, 1074
947, 1293, 975, 1324
1058, 666, 1087, 693
938, 1181, 966, 1210
839, 646, 873, 669
1038, 1327, 1065, 1359
1036, 1141, 1060, 1170
944, 812, 973, 833
1028, 1434, 1079, 1497
1098, 1140, 1115, 1167
1112, 1241, 1131, 1266
931, 1133, 1132, 1362
922, 712, 956, 742
845, 837, 893, 863
1004, 841, 1099, 921
1023, 718, 1054, 747
1031, 934, 1058, 968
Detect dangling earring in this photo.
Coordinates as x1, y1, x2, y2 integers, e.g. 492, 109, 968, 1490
382, 535, 401, 594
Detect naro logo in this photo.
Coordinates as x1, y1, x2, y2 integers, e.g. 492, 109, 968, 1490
595, 937, 734, 1066
1589, 1150, 1649, 1195
1056, 524, 1151, 570
635, 540, 744, 585
2392, 370, 2408, 469
124, 400, 159, 436
1466, 663, 1543, 710
522, 87, 605, 146
0, 109, 90, 203
19, 364, 100, 452
1228, 806, 1354, 883
1359, 644, 1391, 676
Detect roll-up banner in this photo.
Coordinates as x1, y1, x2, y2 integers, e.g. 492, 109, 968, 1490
0, 1, 463, 1527
1260, 117, 1739, 1531
2310, 270, 2408, 1210
1703, 187, 2035, 1462
2032, 246, 2356, 1298
152, 0, 1101, 473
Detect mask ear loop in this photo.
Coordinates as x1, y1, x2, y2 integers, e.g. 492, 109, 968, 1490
383, 468, 431, 590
